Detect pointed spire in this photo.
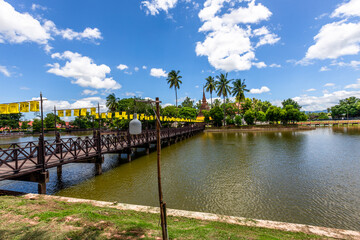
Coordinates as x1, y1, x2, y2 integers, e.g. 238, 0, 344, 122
202, 86, 206, 103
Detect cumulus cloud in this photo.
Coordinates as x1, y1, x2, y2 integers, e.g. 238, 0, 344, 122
142, 65, 147, 69
253, 61, 266, 68
38, 96, 106, 113
331, 60, 360, 69
117, 64, 128, 70
141, 0, 178, 15
82, 89, 99, 96
304, 0, 360, 61
345, 78, 360, 89
47, 51, 121, 90
0, 0, 101, 52
293, 89, 360, 111
31, 3, 47, 11
196, 0, 279, 72
269, 63, 281, 68
249, 86, 270, 94
150, 68, 167, 77
134, 67, 139, 71
0, 65, 10, 76
306, 88, 316, 92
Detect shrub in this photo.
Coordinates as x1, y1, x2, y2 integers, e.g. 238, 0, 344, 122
234, 115, 242, 126
244, 110, 256, 125
210, 106, 224, 127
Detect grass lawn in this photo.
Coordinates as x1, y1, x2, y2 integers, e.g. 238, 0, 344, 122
0, 195, 332, 239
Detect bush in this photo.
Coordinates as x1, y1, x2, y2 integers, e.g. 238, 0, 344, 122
210, 106, 224, 127
234, 115, 242, 126
244, 110, 256, 125
256, 111, 266, 122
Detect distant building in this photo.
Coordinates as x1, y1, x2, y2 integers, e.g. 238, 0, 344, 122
197, 88, 210, 118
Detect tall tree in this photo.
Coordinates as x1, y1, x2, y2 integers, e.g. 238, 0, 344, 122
167, 70, 183, 107
232, 79, 249, 114
281, 98, 301, 110
205, 76, 216, 108
106, 93, 119, 112
215, 73, 232, 125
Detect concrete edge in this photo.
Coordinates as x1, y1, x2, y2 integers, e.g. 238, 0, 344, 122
204, 128, 315, 133
22, 194, 360, 240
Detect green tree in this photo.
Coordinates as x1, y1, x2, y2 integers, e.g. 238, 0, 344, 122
21, 121, 30, 131
205, 76, 216, 108
232, 79, 249, 114
202, 110, 210, 123
162, 105, 178, 117
234, 115, 242, 126
256, 111, 266, 122
266, 106, 282, 123
244, 110, 256, 125
318, 112, 329, 120
167, 70, 183, 107
0, 113, 22, 129
32, 119, 42, 132
282, 98, 301, 110
215, 73, 232, 125
179, 107, 197, 119
44, 113, 64, 129
181, 97, 194, 108
210, 106, 224, 127
213, 99, 221, 107
106, 93, 119, 112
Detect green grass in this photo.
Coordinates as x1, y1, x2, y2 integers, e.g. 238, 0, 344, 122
0, 195, 331, 240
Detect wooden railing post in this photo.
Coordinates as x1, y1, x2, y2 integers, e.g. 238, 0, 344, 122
38, 134, 45, 172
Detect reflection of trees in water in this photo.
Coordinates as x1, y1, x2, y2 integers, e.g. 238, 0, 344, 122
332, 126, 360, 135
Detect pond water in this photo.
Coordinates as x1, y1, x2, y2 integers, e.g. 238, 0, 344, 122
1, 128, 359, 231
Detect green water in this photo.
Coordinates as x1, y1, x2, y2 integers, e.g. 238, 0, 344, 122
2, 128, 360, 231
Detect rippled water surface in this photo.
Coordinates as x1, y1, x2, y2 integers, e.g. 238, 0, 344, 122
1, 128, 360, 231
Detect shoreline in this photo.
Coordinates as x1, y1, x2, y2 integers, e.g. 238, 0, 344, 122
205, 126, 315, 132
19, 193, 360, 239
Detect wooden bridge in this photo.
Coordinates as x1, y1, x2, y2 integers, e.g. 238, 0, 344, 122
0, 125, 205, 194
297, 120, 360, 127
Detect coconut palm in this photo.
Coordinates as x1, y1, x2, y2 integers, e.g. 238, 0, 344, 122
205, 76, 216, 108
215, 73, 232, 125
167, 70, 183, 107
232, 79, 249, 114
106, 93, 119, 112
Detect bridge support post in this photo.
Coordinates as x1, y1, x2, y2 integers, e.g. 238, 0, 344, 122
37, 171, 49, 194
95, 156, 103, 176
57, 165, 62, 178
127, 149, 132, 162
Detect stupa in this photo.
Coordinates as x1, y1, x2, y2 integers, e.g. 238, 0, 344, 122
197, 87, 210, 118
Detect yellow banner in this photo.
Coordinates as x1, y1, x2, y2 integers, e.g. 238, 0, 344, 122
81, 108, 87, 116
95, 113, 99, 119
90, 108, 96, 115
107, 112, 112, 118
122, 112, 126, 116
101, 113, 106, 119
20, 102, 29, 112
8, 103, 19, 114
58, 110, 64, 117
0, 104, 8, 114
30, 101, 39, 112
130, 114, 133, 119
66, 109, 72, 117
115, 112, 120, 118
124, 115, 128, 120
74, 109, 80, 116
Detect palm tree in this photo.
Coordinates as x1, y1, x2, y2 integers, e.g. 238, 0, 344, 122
215, 73, 232, 125
106, 93, 119, 112
167, 70, 183, 107
232, 79, 249, 114
205, 76, 216, 108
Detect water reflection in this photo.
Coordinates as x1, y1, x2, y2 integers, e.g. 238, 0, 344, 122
1, 128, 360, 231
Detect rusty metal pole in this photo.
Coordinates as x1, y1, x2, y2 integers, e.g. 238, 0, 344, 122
98, 103, 101, 131
156, 97, 168, 240
40, 92, 45, 172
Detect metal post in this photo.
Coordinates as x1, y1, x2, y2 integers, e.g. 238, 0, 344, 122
156, 97, 168, 240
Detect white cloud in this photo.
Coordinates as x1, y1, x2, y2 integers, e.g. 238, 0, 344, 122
82, 89, 99, 96
331, 60, 360, 69
253, 61, 266, 68
331, 0, 360, 18
47, 51, 121, 90
117, 64, 128, 71
150, 68, 167, 77
324, 83, 335, 87
269, 63, 281, 68
141, 0, 178, 15
142, 65, 147, 69
0, 65, 10, 76
293, 89, 360, 111
304, 1, 360, 61
345, 78, 360, 89
306, 88, 316, 92
249, 86, 270, 94
134, 67, 139, 71
31, 4, 47, 11
320, 66, 330, 72
38, 96, 106, 113
125, 92, 136, 97
196, 0, 279, 72
0, 0, 101, 52
20, 86, 30, 90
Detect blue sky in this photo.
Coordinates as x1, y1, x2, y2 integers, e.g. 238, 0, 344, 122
1, 0, 360, 118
